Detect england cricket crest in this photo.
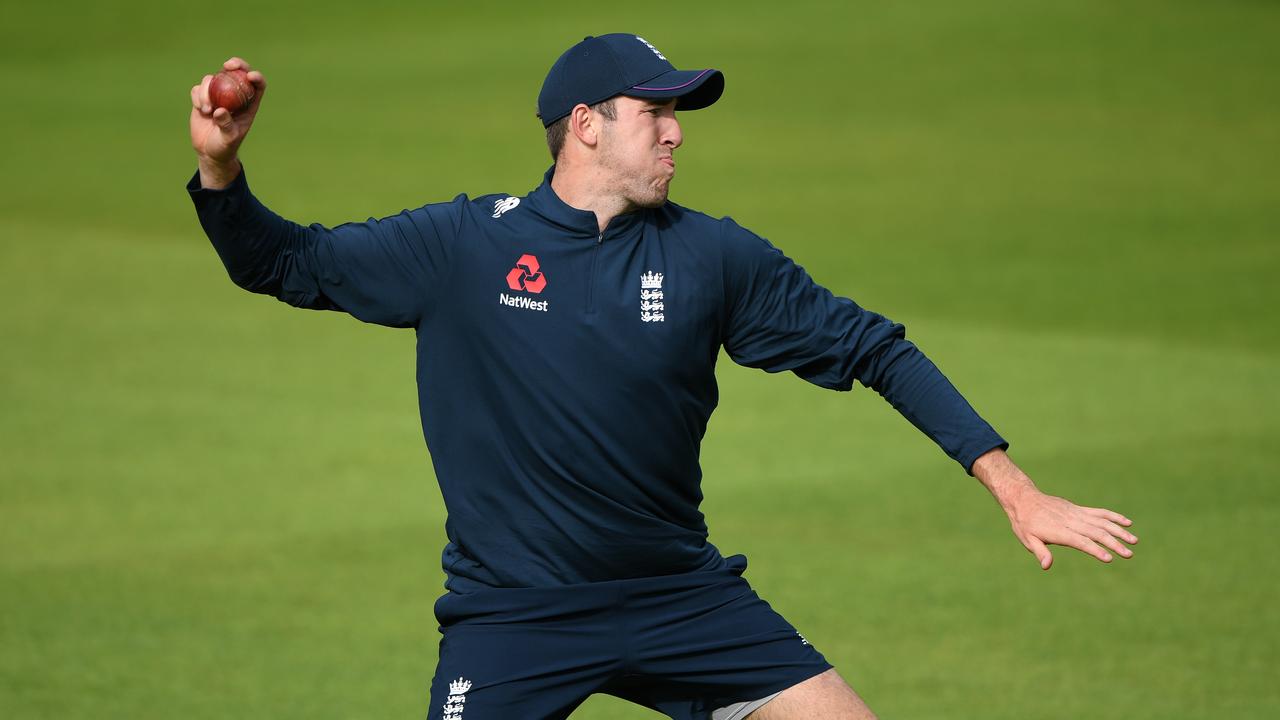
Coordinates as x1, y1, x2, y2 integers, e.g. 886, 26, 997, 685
440, 677, 471, 720
640, 271, 665, 322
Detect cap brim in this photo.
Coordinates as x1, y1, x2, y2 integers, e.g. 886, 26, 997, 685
626, 68, 724, 111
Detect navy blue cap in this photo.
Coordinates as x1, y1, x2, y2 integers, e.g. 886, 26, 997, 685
537, 34, 725, 127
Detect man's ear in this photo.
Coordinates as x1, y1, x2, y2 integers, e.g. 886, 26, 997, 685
569, 103, 599, 148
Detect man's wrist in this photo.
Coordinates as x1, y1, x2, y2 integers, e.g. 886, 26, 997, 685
198, 156, 242, 190
972, 448, 1040, 513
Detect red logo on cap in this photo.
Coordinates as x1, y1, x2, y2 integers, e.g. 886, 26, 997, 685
506, 254, 547, 294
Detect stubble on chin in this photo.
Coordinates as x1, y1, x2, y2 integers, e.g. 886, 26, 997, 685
599, 151, 670, 209
635, 176, 671, 208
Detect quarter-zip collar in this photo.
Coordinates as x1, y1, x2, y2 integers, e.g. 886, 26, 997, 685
525, 165, 648, 239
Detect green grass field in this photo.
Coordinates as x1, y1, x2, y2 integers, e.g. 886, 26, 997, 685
3, 1, 1278, 717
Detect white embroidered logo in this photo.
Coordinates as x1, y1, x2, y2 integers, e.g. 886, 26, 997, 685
635, 36, 667, 61
641, 271, 665, 323
441, 677, 472, 720
797, 631, 811, 646
492, 197, 520, 218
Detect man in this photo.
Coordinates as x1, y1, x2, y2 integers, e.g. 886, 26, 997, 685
187, 34, 1137, 719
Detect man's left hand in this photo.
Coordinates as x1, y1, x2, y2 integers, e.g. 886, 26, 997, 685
971, 449, 1138, 570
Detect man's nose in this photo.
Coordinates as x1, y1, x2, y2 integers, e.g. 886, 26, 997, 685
661, 116, 683, 149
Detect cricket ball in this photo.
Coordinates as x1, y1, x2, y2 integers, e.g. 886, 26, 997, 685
209, 69, 255, 113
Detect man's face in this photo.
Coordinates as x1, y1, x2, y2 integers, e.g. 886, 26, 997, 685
595, 96, 683, 208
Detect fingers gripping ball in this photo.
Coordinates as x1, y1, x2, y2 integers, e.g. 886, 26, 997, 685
210, 69, 255, 113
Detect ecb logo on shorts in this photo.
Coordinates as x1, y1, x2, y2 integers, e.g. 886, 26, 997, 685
441, 677, 471, 720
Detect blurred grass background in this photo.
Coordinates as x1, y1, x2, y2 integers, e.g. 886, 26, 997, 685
2, 0, 1277, 717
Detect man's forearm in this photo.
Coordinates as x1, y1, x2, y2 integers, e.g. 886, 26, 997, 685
186, 162, 303, 298
859, 333, 1007, 474
198, 156, 243, 190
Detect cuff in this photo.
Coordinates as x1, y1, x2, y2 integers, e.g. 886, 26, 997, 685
186, 164, 248, 197
961, 438, 1010, 476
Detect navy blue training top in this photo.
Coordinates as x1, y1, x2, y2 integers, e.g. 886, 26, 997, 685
187, 165, 1007, 588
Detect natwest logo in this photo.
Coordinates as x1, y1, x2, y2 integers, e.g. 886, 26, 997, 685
506, 254, 547, 293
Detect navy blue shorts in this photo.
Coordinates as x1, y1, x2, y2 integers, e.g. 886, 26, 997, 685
425, 558, 831, 719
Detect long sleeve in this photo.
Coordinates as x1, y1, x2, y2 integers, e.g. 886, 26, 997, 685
719, 218, 1007, 474
186, 165, 463, 328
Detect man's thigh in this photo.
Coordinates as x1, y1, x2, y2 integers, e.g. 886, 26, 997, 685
425, 622, 613, 720
746, 669, 877, 720
426, 581, 630, 720
611, 570, 833, 719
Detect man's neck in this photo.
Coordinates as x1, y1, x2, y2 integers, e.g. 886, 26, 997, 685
550, 163, 636, 235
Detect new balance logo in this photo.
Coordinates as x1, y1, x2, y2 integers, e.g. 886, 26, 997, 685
492, 196, 520, 218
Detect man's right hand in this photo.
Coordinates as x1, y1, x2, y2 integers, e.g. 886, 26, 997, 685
190, 57, 267, 189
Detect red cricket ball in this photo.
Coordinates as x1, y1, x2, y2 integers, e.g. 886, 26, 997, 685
209, 69, 255, 113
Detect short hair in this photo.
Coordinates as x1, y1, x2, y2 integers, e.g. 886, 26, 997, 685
544, 98, 617, 160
